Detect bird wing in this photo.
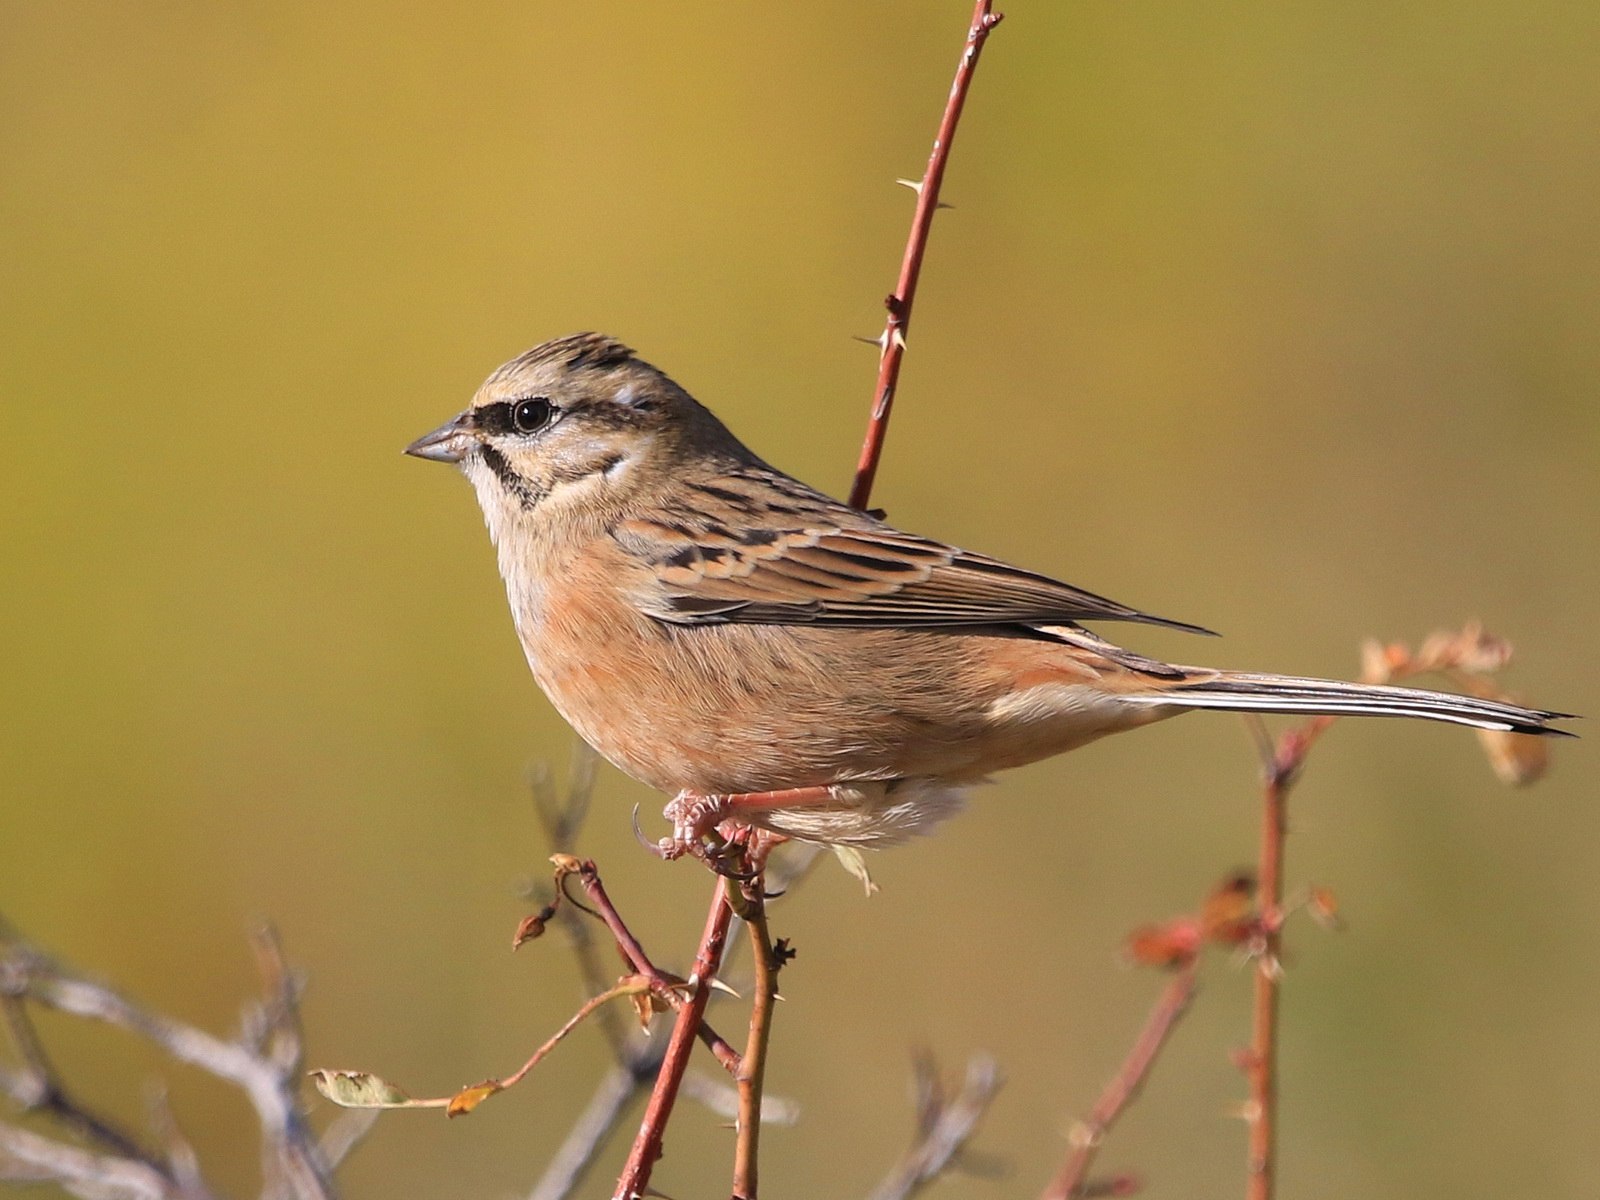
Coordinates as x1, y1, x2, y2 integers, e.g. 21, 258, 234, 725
611, 469, 1211, 636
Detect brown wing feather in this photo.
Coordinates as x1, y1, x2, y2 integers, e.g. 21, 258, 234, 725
614, 468, 1212, 637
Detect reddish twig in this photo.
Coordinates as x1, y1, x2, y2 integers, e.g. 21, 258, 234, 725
1042, 962, 1199, 1200
847, 0, 1005, 510
1243, 715, 1333, 1200
613, 7, 1010, 1194
567, 859, 743, 1077
612, 877, 735, 1200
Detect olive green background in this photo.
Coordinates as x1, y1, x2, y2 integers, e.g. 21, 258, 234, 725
3, 3, 1597, 1197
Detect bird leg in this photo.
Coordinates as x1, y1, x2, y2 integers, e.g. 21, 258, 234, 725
653, 786, 837, 870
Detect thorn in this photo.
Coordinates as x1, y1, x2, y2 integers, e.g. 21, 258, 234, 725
772, 993, 786, 1003
889, 327, 908, 352
707, 977, 742, 999
894, 177, 924, 195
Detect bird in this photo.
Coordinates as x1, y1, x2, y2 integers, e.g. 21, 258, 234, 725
406, 333, 1571, 863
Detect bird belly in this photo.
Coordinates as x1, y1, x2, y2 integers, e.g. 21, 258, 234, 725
519, 606, 1007, 797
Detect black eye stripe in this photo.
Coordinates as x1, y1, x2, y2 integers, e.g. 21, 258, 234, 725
474, 397, 556, 436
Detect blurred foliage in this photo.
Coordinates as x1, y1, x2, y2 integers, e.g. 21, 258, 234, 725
2, 2, 1596, 1197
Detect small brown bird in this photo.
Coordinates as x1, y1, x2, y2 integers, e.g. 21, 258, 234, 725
407, 334, 1569, 860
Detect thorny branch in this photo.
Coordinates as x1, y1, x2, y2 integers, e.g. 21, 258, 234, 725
1239, 624, 1546, 1200
613, 877, 736, 1200
848, 0, 1005, 509
520, 756, 792, 1200
612, 4, 1009, 1198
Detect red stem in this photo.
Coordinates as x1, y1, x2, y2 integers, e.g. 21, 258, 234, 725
611, 878, 735, 1200
1246, 715, 1333, 1200
1042, 962, 1199, 1199
575, 861, 743, 1076
847, 0, 1004, 510
613, 7, 1007, 1195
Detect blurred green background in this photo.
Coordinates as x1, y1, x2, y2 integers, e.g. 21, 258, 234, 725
3, 2, 1597, 1197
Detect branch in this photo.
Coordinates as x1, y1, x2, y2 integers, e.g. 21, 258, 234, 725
867, 1053, 1004, 1200
1, 991, 160, 1167
1041, 964, 1199, 1200
612, 878, 736, 1200
528, 1065, 640, 1200
1239, 623, 1550, 1200
0, 1122, 181, 1200
729, 883, 781, 1200
848, 0, 1005, 510
0, 928, 334, 1200
567, 858, 742, 1077
521, 759, 797, 1200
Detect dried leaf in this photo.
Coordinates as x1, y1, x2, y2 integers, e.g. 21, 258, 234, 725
1124, 920, 1201, 969
832, 845, 879, 896
1447, 623, 1515, 675
1306, 886, 1345, 931
1476, 726, 1550, 786
1200, 874, 1257, 946
308, 1070, 447, 1110
446, 1080, 502, 1118
549, 853, 585, 874
629, 989, 654, 1030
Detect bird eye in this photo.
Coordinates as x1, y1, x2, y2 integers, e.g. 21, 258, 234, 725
511, 397, 554, 434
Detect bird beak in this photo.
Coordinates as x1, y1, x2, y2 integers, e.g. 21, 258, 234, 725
404, 412, 473, 463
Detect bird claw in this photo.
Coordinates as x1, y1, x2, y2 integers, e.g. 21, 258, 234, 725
631, 805, 669, 860
631, 794, 758, 879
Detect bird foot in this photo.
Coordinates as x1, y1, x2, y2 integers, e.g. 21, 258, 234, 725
633, 794, 754, 878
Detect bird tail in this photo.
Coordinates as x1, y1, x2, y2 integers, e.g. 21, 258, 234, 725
1122, 670, 1574, 736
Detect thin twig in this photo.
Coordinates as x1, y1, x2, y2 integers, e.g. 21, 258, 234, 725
523, 758, 782, 1200
867, 1053, 1004, 1200
0, 934, 335, 1200
529, 1064, 641, 1200
848, 0, 1005, 509
0, 1122, 180, 1200
571, 859, 743, 1077
730, 886, 780, 1200
1042, 962, 1200, 1200
530, 747, 629, 1056
1243, 715, 1332, 1200
1, 991, 161, 1168
614, 6, 1009, 1194
144, 1081, 213, 1200
316, 1111, 380, 1175
612, 877, 735, 1200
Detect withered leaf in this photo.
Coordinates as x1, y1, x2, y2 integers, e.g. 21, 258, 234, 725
308, 1070, 448, 1110
446, 1080, 503, 1118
